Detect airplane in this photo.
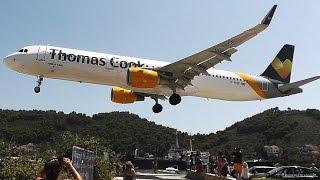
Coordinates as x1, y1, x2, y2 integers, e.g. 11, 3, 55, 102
3, 5, 319, 113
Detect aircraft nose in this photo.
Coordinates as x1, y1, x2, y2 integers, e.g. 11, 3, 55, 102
3, 54, 15, 68
3, 56, 10, 67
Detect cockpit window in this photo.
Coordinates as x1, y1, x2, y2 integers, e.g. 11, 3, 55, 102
17, 49, 28, 53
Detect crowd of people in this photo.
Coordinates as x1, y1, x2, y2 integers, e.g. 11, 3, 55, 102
212, 147, 249, 179
189, 150, 205, 173
189, 147, 249, 180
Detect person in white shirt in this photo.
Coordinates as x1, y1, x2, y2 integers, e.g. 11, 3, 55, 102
241, 162, 249, 180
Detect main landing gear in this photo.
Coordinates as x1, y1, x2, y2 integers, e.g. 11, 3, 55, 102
151, 93, 182, 113
169, 93, 181, 105
152, 103, 163, 113
152, 97, 163, 113
34, 77, 43, 93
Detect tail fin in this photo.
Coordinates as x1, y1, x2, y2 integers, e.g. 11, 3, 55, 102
261, 44, 294, 83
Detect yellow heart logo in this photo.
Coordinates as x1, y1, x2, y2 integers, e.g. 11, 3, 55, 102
271, 57, 292, 79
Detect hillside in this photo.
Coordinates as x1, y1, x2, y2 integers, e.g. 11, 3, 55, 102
0, 110, 188, 158
0, 108, 320, 164
192, 107, 320, 164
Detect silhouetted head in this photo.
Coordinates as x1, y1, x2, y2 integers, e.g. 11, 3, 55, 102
43, 157, 64, 180
125, 161, 134, 170
243, 162, 248, 168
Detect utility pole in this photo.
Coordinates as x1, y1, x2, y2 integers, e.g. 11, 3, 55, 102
189, 133, 193, 151
175, 130, 179, 149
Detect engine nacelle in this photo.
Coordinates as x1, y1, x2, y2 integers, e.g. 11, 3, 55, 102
127, 67, 160, 88
111, 87, 144, 104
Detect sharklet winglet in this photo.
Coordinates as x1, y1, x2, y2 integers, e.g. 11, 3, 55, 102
261, 5, 277, 25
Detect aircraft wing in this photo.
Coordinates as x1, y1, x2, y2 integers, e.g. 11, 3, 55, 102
278, 76, 320, 92
158, 5, 277, 89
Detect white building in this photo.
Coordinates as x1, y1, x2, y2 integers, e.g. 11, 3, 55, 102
300, 144, 320, 155
264, 145, 280, 157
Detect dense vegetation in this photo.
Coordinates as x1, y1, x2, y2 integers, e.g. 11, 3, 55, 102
0, 110, 189, 159
192, 107, 320, 165
0, 107, 320, 178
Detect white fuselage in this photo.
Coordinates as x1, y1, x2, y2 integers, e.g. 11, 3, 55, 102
4, 45, 270, 101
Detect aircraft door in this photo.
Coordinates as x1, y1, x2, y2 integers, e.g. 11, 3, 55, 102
37, 46, 47, 61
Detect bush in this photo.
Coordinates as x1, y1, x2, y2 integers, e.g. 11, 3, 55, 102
0, 157, 43, 179
94, 157, 113, 180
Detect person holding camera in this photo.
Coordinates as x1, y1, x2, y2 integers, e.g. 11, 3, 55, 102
36, 157, 82, 180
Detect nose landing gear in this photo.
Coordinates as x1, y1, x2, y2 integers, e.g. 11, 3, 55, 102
34, 77, 43, 93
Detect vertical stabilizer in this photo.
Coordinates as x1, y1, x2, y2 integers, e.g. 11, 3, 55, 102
261, 44, 294, 83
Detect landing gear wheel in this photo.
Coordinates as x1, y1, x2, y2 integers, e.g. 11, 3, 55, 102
152, 103, 163, 113
34, 86, 40, 93
34, 76, 43, 94
169, 93, 181, 105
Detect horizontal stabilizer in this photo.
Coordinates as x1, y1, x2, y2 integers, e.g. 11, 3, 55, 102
278, 76, 320, 92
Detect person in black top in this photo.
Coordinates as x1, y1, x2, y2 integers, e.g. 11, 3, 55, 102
195, 151, 203, 173
231, 147, 243, 180
189, 152, 195, 170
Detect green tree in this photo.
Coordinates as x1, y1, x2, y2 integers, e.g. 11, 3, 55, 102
94, 157, 113, 180
0, 157, 43, 179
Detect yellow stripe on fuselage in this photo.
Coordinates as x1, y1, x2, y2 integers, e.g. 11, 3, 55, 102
236, 72, 266, 99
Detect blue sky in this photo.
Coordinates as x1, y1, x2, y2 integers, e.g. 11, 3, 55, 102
0, 1, 319, 134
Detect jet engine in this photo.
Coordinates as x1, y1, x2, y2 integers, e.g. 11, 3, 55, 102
127, 67, 160, 88
111, 87, 144, 104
